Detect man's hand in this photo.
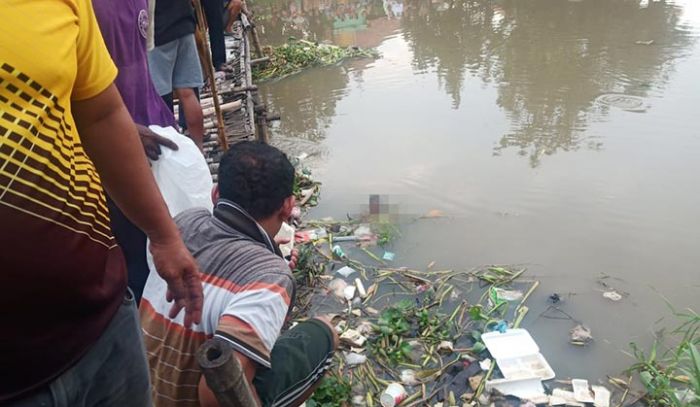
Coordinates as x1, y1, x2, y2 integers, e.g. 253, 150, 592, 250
73, 84, 203, 328
225, 0, 243, 33
150, 236, 204, 327
287, 248, 299, 270
137, 124, 178, 160
274, 236, 298, 270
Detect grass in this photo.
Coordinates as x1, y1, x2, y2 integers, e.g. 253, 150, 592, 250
626, 308, 700, 406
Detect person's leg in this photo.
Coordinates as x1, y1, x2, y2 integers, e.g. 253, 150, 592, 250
253, 317, 338, 407
177, 87, 199, 131
5, 290, 152, 407
172, 34, 204, 150
202, 0, 227, 69
175, 87, 204, 149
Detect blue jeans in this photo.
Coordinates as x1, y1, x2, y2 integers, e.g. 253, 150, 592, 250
7, 290, 152, 407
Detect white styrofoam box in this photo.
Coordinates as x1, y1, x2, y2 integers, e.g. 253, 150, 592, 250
481, 329, 556, 381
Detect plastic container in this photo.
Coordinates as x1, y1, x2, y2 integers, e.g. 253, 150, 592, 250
380, 383, 407, 407
481, 329, 556, 380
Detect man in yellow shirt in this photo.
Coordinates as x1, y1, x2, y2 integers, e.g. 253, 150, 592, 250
0, 0, 204, 405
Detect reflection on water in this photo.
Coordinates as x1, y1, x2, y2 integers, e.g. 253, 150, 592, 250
256, 0, 694, 165
256, 0, 700, 380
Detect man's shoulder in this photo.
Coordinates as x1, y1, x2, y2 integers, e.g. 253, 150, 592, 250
213, 241, 293, 283
174, 207, 211, 229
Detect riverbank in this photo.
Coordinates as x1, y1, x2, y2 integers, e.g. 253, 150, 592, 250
287, 162, 697, 407
284, 163, 697, 406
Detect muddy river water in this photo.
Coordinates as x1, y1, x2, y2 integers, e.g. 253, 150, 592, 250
253, 0, 700, 380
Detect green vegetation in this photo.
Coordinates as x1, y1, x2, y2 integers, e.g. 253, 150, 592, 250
627, 308, 700, 406
374, 221, 401, 247
306, 375, 352, 407
252, 38, 379, 81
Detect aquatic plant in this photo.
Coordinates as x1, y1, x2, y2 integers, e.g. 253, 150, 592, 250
627, 309, 700, 406
252, 38, 379, 81
307, 375, 352, 407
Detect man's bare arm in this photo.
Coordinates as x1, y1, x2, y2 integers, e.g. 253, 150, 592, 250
72, 84, 203, 326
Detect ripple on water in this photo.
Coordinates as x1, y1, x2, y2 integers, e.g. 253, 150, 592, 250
595, 93, 648, 112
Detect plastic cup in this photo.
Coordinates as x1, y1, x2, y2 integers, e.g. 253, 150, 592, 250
380, 383, 407, 407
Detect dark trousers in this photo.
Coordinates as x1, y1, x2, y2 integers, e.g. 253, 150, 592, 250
202, 0, 227, 69
107, 199, 149, 304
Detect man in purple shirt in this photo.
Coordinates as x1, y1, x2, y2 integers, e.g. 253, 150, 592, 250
93, 0, 181, 302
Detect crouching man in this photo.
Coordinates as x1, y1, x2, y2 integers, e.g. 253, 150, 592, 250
140, 141, 338, 407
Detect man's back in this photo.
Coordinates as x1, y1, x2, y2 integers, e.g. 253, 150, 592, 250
140, 206, 294, 406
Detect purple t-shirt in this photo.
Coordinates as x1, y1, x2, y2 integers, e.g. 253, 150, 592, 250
93, 0, 175, 127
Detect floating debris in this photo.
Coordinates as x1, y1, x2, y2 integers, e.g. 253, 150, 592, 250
253, 38, 379, 81
336, 266, 357, 278
421, 209, 445, 219
596, 93, 647, 112
400, 369, 419, 386
591, 385, 611, 407
380, 383, 408, 407
572, 379, 595, 403
382, 251, 395, 262
344, 352, 367, 366
437, 340, 454, 353
340, 329, 367, 348
570, 324, 593, 346
329, 278, 348, 298
603, 290, 623, 302
344, 285, 357, 301
469, 374, 485, 391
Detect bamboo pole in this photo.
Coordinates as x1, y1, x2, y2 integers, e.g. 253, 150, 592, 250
197, 338, 257, 406
193, 0, 228, 151
241, 0, 264, 59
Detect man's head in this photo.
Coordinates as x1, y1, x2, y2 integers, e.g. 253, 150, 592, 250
215, 141, 295, 233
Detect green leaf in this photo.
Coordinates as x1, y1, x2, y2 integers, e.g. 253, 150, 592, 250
649, 341, 658, 364
640, 371, 654, 390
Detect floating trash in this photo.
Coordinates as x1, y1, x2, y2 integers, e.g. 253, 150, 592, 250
382, 251, 396, 262
344, 285, 357, 301
344, 352, 367, 366
355, 278, 367, 298
336, 266, 357, 278
571, 379, 595, 403
380, 383, 407, 407
592, 385, 611, 407
340, 329, 367, 348
603, 290, 623, 302
399, 369, 419, 386
329, 278, 348, 298
596, 93, 647, 112
570, 324, 593, 346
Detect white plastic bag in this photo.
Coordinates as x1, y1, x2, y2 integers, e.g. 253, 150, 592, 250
144, 126, 213, 306
148, 125, 213, 216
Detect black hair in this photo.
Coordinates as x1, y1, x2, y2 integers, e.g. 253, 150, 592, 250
217, 141, 295, 220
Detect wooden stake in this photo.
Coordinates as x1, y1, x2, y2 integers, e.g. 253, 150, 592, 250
193, 0, 228, 151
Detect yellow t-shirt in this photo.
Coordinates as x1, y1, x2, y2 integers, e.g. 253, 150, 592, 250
0, 0, 125, 401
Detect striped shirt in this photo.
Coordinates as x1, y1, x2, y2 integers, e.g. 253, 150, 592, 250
0, 0, 124, 400
140, 205, 294, 406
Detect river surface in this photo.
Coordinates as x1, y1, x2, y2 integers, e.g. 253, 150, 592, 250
252, 0, 700, 381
